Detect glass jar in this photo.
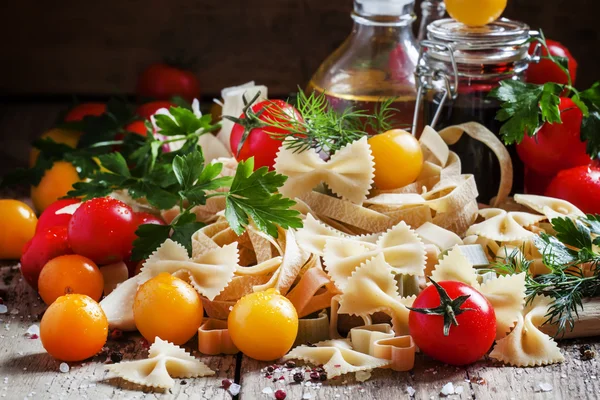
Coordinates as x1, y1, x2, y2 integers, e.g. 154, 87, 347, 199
416, 18, 539, 203
307, 0, 422, 130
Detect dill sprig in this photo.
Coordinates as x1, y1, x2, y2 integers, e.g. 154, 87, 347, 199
266, 90, 404, 154
490, 216, 600, 337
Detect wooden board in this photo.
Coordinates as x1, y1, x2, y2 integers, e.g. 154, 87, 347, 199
1, 0, 598, 97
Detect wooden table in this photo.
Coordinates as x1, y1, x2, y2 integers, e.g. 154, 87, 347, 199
1, 103, 600, 399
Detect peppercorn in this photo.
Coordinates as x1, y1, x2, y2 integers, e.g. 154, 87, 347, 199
310, 371, 320, 380
267, 365, 275, 373
319, 372, 327, 381
293, 372, 304, 383
110, 351, 123, 363
580, 344, 596, 360
274, 389, 287, 400
285, 361, 296, 368
221, 379, 232, 389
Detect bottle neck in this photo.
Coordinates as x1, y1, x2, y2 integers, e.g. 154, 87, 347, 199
352, 0, 415, 27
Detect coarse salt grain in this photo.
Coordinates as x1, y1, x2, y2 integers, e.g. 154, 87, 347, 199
25, 324, 40, 338
262, 387, 273, 395
59, 363, 70, 373
537, 382, 553, 392
228, 383, 241, 396
406, 386, 416, 396
302, 393, 312, 399
440, 382, 455, 396
0, 305, 7, 314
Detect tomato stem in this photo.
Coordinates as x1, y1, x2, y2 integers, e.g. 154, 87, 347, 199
222, 91, 266, 157
407, 278, 474, 336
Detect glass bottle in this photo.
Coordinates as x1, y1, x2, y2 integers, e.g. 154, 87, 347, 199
307, 0, 421, 130
415, 18, 540, 203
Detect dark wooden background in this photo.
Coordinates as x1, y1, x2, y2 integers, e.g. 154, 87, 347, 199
1, 0, 599, 99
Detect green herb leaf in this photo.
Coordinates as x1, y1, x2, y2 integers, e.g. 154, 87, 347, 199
170, 212, 205, 256
580, 110, 600, 159
154, 108, 215, 136
98, 153, 131, 177
173, 150, 205, 189
131, 224, 172, 261
539, 83, 563, 124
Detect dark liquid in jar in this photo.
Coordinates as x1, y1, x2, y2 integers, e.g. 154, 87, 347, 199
424, 94, 524, 204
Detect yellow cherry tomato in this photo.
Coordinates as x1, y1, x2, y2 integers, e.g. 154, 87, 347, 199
29, 128, 81, 167
40, 294, 108, 361
444, 0, 507, 27
133, 273, 203, 345
31, 161, 81, 213
228, 288, 298, 361
368, 129, 423, 190
0, 200, 37, 259
38, 255, 104, 305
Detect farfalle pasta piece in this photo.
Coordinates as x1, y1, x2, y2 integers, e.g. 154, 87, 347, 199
324, 221, 426, 290
337, 254, 416, 335
295, 213, 346, 256
466, 208, 546, 242
513, 194, 585, 220
100, 239, 238, 330
275, 136, 375, 204
284, 339, 391, 378
108, 338, 215, 388
430, 246, 478, 286
416, 222, 463, 251
478, 273, 526, 340
490, 295, 565, 367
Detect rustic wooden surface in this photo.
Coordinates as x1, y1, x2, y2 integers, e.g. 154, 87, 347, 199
1, 262, 599, 400
1, 0, 599, 98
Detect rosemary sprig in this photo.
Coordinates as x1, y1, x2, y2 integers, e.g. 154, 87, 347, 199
264, 90, 403, 154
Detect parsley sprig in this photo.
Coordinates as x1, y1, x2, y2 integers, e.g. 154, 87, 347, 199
492, 215, 600, 337
490, 31, 600, 158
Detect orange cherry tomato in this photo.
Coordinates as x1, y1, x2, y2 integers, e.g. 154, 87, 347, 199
133, 273, 203, 345
31, 161, 81, 213
228, 288, 298, 361
38, 254, 104, 305
368, 129, 423, 190
0, 200, 37, 259
40, 294, 108, 361
444, 0, 507, 27
29, 128, 81, 167
64, 103, 106, 122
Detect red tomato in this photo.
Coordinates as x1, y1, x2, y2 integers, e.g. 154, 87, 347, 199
136, 64, 200, 103
136, 101, 175, 120
64, 103, 107, 122
230, 100, 302, 170
20, 226, 72, 289
527, 39, 578, 85
123, 120, 149, 137
68, 198, 137, 265
545, 165, 600, 214
135, 212, 165, 227
409, 281, 496, 366
516, 98, 590, 177
36, 199, 80, 233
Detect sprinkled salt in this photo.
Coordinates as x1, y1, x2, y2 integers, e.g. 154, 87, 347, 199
262, 387, 273, 395
302, 393, 312, 400
440, 382, 455, 396
228, 383, 241, 396
59, 363, 70, 373
25, 324, 40, 338
406, 386, 416, 396
355, 370, 371, 382
0, 305, 7, 314
455, 386, 464, 394
537, 382, 553, 392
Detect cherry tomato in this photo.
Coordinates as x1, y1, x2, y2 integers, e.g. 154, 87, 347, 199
136, 101, 175, 120
230, 100, 302, 170
68, 198, 137, 265
38, 255, 104, 305
409, 281, 496, 366
136, 64, 200, 103
0, 200, 37, 260
64, 103, 107, 122
545, 165, 600, 214
36, 198, 80, 233
123, 120, 149, 137
40, 294, 108, 361
228, 288, 298, 361
21, 225, 72, 289
133, 273, 203, 345
516, 98, 590, 177
368, 129, 423, 190
29, 128, 81, 167
135, 212, 166, 227
527, 39, 578, 86
444, 0, 506, 27
31, 161, 81, 213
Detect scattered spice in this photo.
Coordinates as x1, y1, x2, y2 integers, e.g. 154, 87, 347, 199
221, 379, 232, 390
469, 376, 487, 385
319, 372, 327, 381
228, 383, 241, 396
309, 372, 320, 381
109, 329, 124, 341
274, 389, 287, 400
180, 380, 187, 385
285, 361, 296, 368
293, 372, 304, 383
267, 366, 275, 373
580, 345, 596, 361
110, 352, 123, 364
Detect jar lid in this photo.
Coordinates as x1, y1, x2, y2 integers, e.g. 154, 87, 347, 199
426, 18, 534, 64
